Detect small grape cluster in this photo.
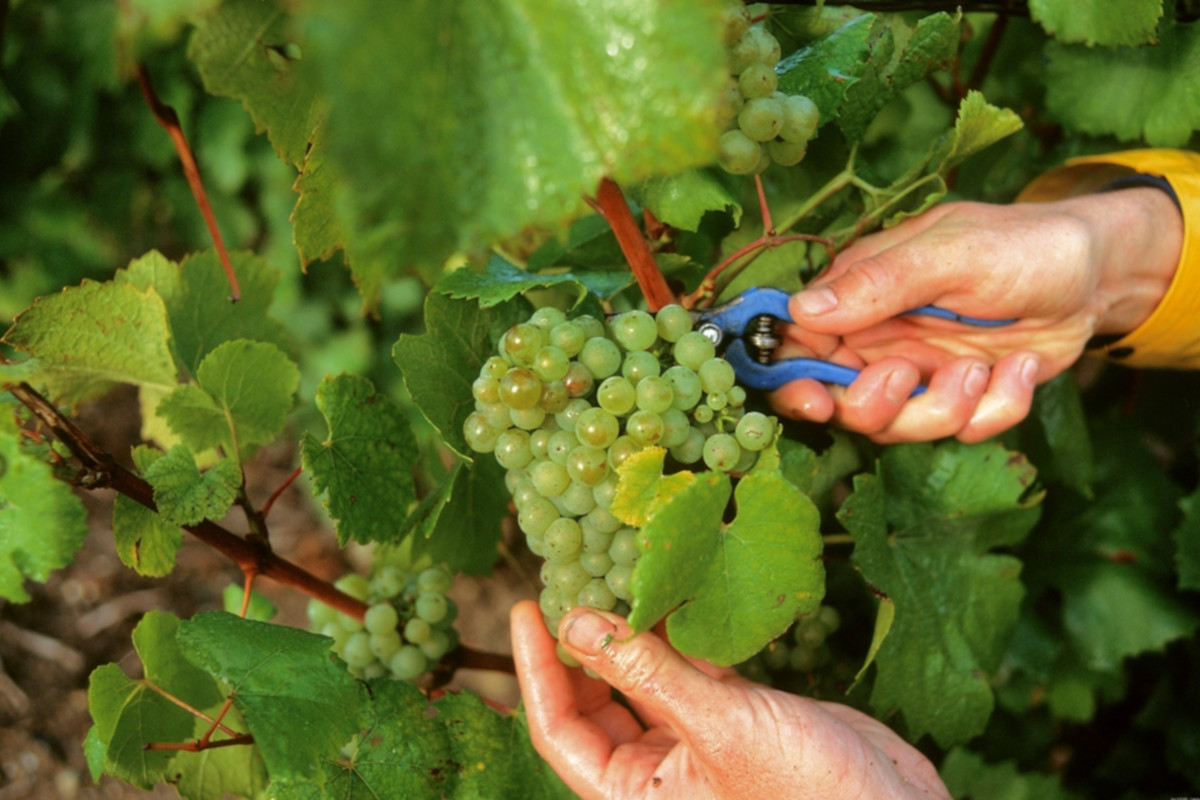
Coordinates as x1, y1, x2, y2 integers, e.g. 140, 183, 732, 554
463, 305, 778, 635
307, 565, 458, 682
760, 604, 841, 673
716, 3, 819, 174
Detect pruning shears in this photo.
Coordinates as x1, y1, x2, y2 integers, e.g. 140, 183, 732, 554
693, 287, 1016, 394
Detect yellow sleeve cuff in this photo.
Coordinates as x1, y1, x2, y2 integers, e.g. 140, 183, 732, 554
1017, 148, 1200, 369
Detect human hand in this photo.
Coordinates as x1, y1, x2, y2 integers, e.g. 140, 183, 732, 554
511, 600, 950, 800
770, 187, 1181, 443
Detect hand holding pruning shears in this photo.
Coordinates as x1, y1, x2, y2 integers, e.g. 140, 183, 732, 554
727, 192, 1180, 443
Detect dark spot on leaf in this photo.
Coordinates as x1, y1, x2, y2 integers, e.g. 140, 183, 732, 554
776, 594, 786, 606
652, 776, 662, 787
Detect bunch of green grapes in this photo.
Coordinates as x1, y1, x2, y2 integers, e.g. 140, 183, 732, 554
716, 3, 820, 174
307, 565, 458, 682
760, 604, 841, 673
463, 304, 779, 638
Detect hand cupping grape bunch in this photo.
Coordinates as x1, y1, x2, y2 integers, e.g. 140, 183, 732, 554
307, 564, 458, 682
717, 3, 820, 174
464, 304, 778, 642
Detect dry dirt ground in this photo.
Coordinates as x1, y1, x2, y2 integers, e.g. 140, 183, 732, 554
0, 388, 536, 799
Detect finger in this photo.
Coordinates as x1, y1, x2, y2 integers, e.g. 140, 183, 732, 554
511, 601, 639, 796
767, 377, 835, 423
829, 358, 923, 435
865, 358, 993, 444
558, 609, 738, 754
956, 352, 1041, 443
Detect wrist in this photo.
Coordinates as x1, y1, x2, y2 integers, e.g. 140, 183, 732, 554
1077, 186, 1181, 337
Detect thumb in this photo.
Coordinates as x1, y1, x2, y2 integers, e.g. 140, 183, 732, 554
559, 609, 734, 736
790, 251, 952, 335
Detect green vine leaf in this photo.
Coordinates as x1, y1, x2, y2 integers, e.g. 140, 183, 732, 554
177, 612, 367, 784
393, 293, 527, 459
436, 253, 633, 310
1030, 0, 1162, 47
198, 339, 299, 454
187, 0, 323, 168
611, 447, 695, 529
777, 13, 876, 128
299, 0, 728, 294
629, 169, 742, 233
1175, 488, 1200, 591
300, 373, 419, 546
113, 444, 183, 578
628, 465, 825, 667
940, 748, 1082, 800
1043, 19, 1200, 147
87, 611, 224, 790
2, 278, 177, 403
410, 458, 510, 576
174, 705, 269, 800
144, 446, 241, 527
0, 414, 90, 602
843, 441, 1043, 747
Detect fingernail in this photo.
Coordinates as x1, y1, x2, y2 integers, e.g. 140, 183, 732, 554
884, 370, 915, 404
794, 286, 838, 316
562, 611, 617, 656
1020, 356, 1039, 386
964, 363, 989, 398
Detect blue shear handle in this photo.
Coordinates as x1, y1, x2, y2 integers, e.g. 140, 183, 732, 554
724, 340, 927, 395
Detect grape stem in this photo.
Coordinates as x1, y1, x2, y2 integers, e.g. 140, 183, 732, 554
590, 178, 676, 311
134, 63, 241, 302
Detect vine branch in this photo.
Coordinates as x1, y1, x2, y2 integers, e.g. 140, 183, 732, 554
591, 178, 675, 311
134, 63, 241, 302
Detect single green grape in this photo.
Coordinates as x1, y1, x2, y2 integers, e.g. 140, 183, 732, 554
597, 376, 636, 415
509, 405, 547, 431
574, 315, 606, 341
417, 566, 453, 595
738, 61, 778, 99
692, 403, 714, 424
575, 407, 620, 449
581, 519, 616, 554
404, 617, 433, 645
544, 517, 584, 562
635, 376, 675, 414
472, 376, 500, 404
718, 129, 761, 175
369, 629, 402, 661
561, 480, 598, 516
706, 391, 728, 411
499, 368, 543, 410
335, 574, 371, 601
530, 459, 571, 497
517, 496, 560, 537
625, 410, 664, 446
494, 429, 533, 470
673, 331, 717, 371
550, 561, 592, 598
554, 399, 591, 435
530, 429, 553, 460
580, 551, 615, 578
660, 408, 691, 448
389, 645, 428, 681
669, 426, 706, 464
592, 474, 620, 509
605, 564, 634, 602
566, 445, 610, 486
420, 630, 453, 662
699, 358, 736, 394
546, 429, 580, 465
549, 321, 586, 356
655, 304, 693, 343
463, 412, 501, 453
735, 411, 775, 451
780, 94, 819, 144
738, 96, 785, 142
607, 435, 643, 470
416, 592, 449, 624
703, 433, 742, 472
608, 527, 639, 566
530, 306, 567, 330
503, 323, 546, 366
586, 506, 623, 535
364, 602, 399, 634
580, 338, 622, 379
577, 578, 618, 611
533, 346, 570, 382
476, 401, 511, 431
663, 365, 703, 411
482, 356, 509, 381
622, 350, 662, 385
611, 310, 658, 351
373, 565, 405, 599
768, 138, 807, 167
341, 631, 375, 669
563, 362, 595, 398
721, 1, 752, 45
308, 600, 337, 629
